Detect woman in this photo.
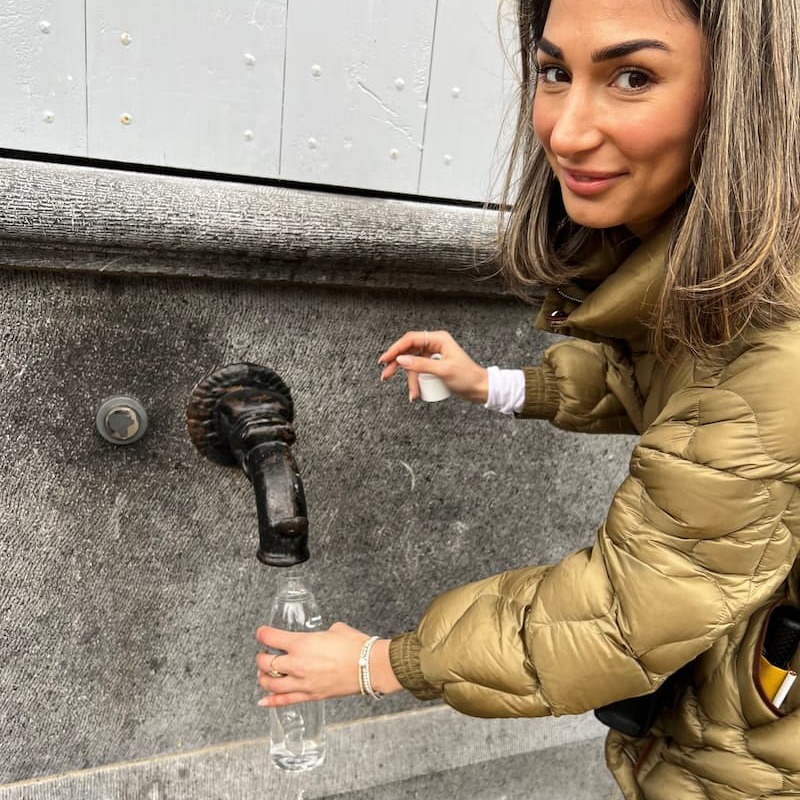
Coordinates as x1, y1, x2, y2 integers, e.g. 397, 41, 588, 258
257, 0, 800, 796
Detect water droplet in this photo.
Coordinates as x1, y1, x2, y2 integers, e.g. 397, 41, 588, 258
451, 87, 461, 99
244, 53, 256, 67
443, 154, 453, 166
39, 21, 51, 34
389, 148, 400, 160
311, 64, 322, 77
120, 113, 132, 125
244, 129, 254, 141
394, 78, 405, 91
308, 137, 318, 149
43, 110, 55, 123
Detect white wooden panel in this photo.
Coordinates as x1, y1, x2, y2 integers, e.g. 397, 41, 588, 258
418, 0, 514, 202
0, 1, 87, 156
280, 1, 435, 195
86, 1, 286, 177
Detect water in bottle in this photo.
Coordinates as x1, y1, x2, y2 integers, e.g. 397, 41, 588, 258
267, 568, 326, 771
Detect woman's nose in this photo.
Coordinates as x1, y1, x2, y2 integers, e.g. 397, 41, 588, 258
547, 89, 604, 158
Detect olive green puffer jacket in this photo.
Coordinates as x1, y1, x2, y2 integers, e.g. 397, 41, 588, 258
388, 226, 800, 799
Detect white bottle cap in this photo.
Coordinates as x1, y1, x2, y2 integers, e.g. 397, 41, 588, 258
418, 354, 451, 402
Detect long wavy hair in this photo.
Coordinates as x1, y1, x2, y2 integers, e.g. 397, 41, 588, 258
499, 0, 800, 358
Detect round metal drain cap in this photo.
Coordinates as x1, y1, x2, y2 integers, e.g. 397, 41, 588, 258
96, 396, 148, 445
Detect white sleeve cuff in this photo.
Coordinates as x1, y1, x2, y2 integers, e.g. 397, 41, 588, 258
484, 366, 526, 416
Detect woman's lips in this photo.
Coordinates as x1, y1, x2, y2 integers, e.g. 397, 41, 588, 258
561, 168, 626, 197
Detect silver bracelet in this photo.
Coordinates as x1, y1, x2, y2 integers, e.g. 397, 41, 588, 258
358, 635, 384, 701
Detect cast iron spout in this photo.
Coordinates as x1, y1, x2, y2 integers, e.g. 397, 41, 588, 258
187, 364, 309, 566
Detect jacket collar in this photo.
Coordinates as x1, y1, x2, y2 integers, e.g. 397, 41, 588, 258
568, 225, 669, 341
537, 225, 670, 343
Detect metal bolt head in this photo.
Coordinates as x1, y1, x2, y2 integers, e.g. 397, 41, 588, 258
96, 396, 148, 445
106, 407, 140, 440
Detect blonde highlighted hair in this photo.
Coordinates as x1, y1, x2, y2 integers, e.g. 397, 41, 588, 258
499, 0, 800, 358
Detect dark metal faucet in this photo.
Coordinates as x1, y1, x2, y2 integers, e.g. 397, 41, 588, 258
187, 363, 309, 567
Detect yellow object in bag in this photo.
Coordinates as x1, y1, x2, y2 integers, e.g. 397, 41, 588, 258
759, 655, 790, 702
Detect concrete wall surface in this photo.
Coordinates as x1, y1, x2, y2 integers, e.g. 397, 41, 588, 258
0, 158, 635, 792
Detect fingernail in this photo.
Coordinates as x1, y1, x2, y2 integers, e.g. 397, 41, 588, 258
397, 355, 412, 366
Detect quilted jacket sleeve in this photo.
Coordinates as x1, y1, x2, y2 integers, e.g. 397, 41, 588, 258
517, 339, 644, 434
389, 371, 800, 718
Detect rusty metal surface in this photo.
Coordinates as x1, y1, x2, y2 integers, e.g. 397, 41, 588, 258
186, 362, 294, 464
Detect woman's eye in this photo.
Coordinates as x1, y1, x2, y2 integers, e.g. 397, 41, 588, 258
537, 65, 570, 84
612, 70, 651, 91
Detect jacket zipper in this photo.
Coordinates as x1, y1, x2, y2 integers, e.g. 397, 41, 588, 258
554, 286, 585, 305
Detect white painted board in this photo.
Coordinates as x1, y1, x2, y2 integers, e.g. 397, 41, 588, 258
0, 1, 87, 156
419, 0, 515, 203
85, 0, 287, 177
280, 1, 436, 195
2, 0, 511, 202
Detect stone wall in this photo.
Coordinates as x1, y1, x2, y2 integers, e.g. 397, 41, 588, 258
0, 158, 633, 786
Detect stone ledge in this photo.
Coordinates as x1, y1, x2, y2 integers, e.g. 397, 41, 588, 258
0, 706, 608, 799
0, 157, 506, 296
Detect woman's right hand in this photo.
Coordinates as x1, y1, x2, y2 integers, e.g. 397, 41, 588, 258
256, 623, 402, 707
379, 330, 489, 404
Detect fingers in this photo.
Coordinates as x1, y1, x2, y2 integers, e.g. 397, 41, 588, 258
379, 330, 450, 378
379, 330, 430, 366
256, 650, 306, 696
258, 690, 312, 708
255, 622, 369, 707
390, 354, 429, 401
394, 353, 440, 373
258, 671, 305, 695
379, 330, 453, 401
379, 330, 488, 404
256, 649, 293, 678
255, 629, 303, 692
256, 626, 296, 651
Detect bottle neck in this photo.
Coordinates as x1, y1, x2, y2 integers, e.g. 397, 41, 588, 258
273, 565, 312, 595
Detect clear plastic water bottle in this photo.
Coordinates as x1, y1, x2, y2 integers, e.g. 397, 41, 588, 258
267, 568, 326, 771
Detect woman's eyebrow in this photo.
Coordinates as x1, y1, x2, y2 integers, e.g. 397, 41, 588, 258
536, 37, 671, 62
592, 39, 671, 61
536, 38, 563, 59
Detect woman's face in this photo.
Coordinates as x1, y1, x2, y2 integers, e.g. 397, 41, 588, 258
533, 0, 706, 236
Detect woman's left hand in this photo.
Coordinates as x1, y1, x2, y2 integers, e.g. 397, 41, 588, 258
379, 329, 489, 404
256, 622, 403, 707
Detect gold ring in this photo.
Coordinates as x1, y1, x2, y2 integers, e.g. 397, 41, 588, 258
267, 653, 287, 678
